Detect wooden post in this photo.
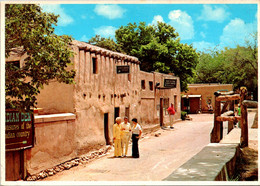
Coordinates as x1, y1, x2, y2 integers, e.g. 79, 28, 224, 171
210, 93, 222, 143
240, 87, 248, 147
228, 100, 235, 134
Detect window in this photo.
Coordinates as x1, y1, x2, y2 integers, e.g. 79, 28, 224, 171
92, 58, 97, 74
128, 74, 131, 82
141, 80, 145, 89
149, 81, 153, 91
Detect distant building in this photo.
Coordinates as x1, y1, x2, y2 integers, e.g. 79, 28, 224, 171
140, 71, 180, 125
182, 84, 233, 113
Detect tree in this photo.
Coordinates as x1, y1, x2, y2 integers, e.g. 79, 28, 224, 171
223, 45, 258, 100
88, 35, 123, 53
115, 22, 199, 91
5, 4, 76, 111
194, 50, 226, 83
194, 33, 258, 100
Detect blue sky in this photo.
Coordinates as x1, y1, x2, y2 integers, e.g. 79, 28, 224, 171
40, 3, 258, 52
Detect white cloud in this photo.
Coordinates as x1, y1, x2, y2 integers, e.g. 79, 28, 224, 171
151, 15, 165, 25
94, 4, 126, 19
94, 26, 117, 38
192, 41, 215, 52
198, 5, 230, 23
40, 4, 74, 26
220, 18, 257, 48
168, 10, 194, 40
80, 35, 89, 42
200, 32, 206, 38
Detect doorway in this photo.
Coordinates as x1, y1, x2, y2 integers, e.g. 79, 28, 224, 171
104, 113, 109, 145
160, 98, 163, 127
114, 107, 120, 122
125, 106, 130, 119
174, 95, 177, 111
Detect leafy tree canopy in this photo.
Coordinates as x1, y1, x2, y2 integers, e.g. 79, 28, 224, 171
5, 4, 76, 111
88, 35, 123, 53
115, 22, 198, 91
89, 22, 199, 91
194, 33, 258, 100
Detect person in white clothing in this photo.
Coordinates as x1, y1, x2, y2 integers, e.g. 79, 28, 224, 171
131, 118, 142, 158
120, 116, 132, 157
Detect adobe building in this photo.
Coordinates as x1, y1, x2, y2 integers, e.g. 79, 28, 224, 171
5, 40, 181, 179
181, 83, 233, 113
140, 71, 181, 125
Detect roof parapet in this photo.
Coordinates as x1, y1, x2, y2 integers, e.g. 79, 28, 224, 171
72, 40, 140, 64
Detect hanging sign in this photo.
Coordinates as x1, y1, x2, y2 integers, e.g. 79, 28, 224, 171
164, 79, 177, 88
5, 110, 34, 151
116, 65, 130, 74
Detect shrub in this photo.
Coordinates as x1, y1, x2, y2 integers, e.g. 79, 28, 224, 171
181, 111, 187, 120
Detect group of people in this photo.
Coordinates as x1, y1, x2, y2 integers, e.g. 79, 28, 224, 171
113, 116, 142, 158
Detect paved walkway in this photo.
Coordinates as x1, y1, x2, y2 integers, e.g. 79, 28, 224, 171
41, 112, 256, 181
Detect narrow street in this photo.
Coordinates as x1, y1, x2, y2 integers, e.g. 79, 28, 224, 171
40, 112, 255, 181
40, 114, 213, 181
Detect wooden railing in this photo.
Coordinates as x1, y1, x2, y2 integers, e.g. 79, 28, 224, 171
210, 87, 250, 147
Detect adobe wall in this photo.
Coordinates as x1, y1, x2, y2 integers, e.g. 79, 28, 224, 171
183, 84, 233, 112
36, 82, 74, 114
71, 41, 141, 155
25, 114, 77, 175
5, 49, 75, 114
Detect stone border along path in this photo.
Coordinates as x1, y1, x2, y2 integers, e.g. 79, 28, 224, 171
26, 146, 112, 181
26, 133, 156, 181
26, 124, 163, 181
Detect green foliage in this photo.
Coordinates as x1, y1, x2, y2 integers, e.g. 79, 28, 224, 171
194, 33, 258, 100
181, 111, 187, 120
5, 4, 76, 111
115, 22, 199, 91
88, 35, 123, 53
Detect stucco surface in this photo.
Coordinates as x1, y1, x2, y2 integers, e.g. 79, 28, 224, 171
183, 84, 233, 112
36, 82, 74, 114
27, 116, 76, 174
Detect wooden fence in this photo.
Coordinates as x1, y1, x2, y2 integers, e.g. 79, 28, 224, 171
210, 87, 250, 147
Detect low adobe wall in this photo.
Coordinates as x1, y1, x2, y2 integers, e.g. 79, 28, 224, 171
25, 113, 77, 175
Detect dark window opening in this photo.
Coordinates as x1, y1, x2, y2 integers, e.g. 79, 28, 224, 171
114, 107, 120, 122
92, 58, 97, 74
149, 81, 153, 91
141, 80, 145, 89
